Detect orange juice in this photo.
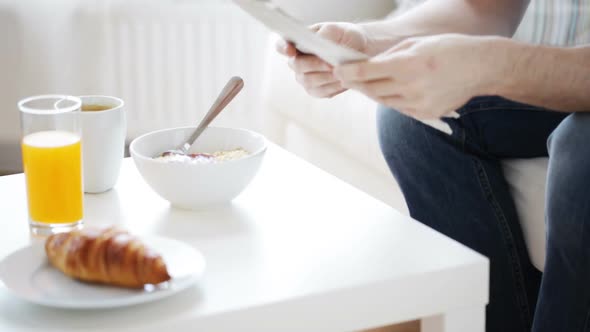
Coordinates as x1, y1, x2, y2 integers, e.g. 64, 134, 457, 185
22, 131, 83, 223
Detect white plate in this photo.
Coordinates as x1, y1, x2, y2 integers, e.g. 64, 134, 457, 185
0, 236, 205, 309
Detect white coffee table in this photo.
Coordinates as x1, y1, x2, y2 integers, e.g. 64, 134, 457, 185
0, 143, 488, 332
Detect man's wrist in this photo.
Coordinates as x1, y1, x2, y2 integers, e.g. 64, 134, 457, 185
478, 37, 538, 98
474, 37, 510, 96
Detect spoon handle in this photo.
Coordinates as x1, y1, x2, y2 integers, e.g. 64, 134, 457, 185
184, 76, 245, 152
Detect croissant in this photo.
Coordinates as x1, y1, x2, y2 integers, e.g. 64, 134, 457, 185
45, 226, 171, 288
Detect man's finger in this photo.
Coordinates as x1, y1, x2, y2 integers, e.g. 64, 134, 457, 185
276, 39, 298, 57
288, 55, 332, 73
343, 79, 400, 98
315, 24, 344, 44
383, 38, 416, 54
296, 72, 339, 89
309, 24, 322, 33
334, 59, 395, 82
308, 82, 346, 98
334, 62, 382, 82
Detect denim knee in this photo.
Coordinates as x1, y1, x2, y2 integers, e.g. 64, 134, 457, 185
546, 112, 590, 248
376, 105, 422, 162
547, 113, 590, 158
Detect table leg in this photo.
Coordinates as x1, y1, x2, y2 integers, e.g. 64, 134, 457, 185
421, 306, 485, 332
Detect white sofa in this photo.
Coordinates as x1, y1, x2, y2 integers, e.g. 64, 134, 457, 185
259, 6, 549, 272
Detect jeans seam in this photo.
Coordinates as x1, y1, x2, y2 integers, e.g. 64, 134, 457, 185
460, 123, 467, 151
471, 157, 533, 330
460, 107, 545, 116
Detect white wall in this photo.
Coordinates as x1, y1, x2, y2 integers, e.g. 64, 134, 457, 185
0, 0, 272, 173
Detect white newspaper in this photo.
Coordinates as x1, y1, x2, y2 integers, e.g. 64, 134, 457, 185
233, 0, 455, 134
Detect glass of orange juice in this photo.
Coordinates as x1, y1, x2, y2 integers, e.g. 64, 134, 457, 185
18, 95, 83, 235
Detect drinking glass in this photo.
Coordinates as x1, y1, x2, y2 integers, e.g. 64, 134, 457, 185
18, 95, 83, 235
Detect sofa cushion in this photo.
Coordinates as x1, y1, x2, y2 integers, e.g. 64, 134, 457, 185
502, 158, 548, 271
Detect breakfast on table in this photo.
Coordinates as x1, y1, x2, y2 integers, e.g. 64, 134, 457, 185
0, 75, 259, 308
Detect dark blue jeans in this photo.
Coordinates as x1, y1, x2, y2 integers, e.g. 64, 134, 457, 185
377, 96, 590, 332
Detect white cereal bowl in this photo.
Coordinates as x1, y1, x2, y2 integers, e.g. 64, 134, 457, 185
130, 126, 267, 209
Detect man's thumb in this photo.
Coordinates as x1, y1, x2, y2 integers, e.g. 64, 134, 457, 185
312, 23, 343, 44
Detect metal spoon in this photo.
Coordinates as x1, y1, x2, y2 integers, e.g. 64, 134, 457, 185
161, 76, 244, 157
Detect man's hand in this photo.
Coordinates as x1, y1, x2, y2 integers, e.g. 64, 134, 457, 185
276, 22, 369, 98
334, 34, 500, 120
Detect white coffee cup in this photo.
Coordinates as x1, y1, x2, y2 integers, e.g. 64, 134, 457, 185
80, 96, 126, 193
